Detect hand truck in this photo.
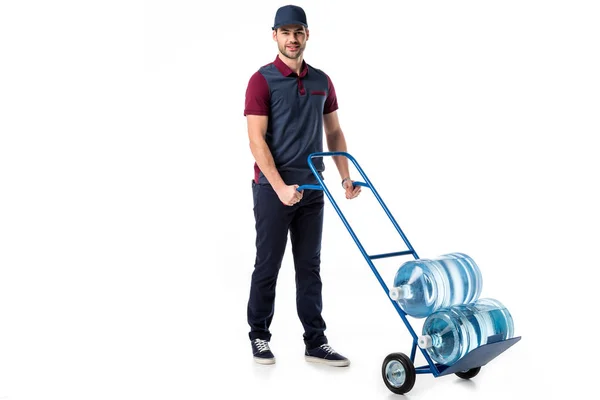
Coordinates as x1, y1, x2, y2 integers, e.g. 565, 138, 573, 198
297, 151, 521, 395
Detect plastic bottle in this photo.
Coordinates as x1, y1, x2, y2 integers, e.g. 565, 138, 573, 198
417, 298, 515, 366
388, 253, 483, 318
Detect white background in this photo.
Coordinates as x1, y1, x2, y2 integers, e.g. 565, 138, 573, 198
1, 1, 598, 399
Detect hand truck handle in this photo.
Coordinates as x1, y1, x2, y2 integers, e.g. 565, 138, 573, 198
296, 152, 368, 192
294, 151, 417, 260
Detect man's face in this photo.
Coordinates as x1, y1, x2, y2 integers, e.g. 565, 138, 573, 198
273, 25, 309, 60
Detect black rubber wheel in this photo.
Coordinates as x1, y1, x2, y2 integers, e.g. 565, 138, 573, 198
455, 366, 481, 379
382, 352, 416, 395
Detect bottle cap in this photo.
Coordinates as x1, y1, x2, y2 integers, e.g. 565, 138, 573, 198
389, 287, 403, 300
418, 335, 433, 349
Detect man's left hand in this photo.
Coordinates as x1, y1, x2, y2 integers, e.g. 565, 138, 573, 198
343, 179, 361, 199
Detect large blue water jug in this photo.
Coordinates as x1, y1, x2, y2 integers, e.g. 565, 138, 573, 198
417, 298, 515, 366
388, 253, 483, 318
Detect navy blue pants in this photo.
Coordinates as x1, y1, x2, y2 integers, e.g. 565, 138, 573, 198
247, 181, 328, 350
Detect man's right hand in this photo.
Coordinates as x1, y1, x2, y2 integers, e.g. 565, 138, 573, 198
275, 184, 303, 206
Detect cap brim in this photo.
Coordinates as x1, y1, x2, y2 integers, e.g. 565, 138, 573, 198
272, 21, 308, 30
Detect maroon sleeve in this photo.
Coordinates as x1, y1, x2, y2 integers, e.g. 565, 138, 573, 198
323, 74, 339, 114
244, 71, 270, 116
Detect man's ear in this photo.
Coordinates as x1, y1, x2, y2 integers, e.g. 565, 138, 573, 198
306, 28, 309, 40
272, 29, 277, 41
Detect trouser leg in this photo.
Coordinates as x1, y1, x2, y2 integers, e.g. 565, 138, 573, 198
247, 182, 294, 341
289, 189, 327, 349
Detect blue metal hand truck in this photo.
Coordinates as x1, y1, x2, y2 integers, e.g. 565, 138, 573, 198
297, 151, 521, 395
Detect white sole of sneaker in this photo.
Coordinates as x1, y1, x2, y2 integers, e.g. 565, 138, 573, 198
304, 356, 350, 367
254, 357, 276, 365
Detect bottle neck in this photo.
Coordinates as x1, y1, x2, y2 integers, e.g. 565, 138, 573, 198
430, 333, 443, 348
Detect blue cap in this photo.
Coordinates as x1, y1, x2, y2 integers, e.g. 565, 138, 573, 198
272, 5, 307, 30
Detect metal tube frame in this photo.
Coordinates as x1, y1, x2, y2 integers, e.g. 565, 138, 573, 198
296, 151, 443, 375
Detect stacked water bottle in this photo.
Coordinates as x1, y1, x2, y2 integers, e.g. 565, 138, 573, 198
388, 253, 515, 367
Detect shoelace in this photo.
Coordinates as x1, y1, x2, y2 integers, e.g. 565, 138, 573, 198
254, 339, 270, 353
320, 344, 337, 355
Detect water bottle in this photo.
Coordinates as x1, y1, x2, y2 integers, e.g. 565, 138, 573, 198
388, 253, 483, 318
417, 298, 515, 366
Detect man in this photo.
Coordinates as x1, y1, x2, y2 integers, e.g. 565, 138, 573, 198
244, 5, 361, 367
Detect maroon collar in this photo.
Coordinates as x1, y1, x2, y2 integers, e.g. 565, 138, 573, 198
273, 55, 308, 78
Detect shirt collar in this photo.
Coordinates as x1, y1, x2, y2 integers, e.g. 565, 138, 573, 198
273, 54, 308, 78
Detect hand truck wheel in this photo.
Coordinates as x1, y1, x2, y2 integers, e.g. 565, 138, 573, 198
382, 352, 416, 394
455, 366, 481, 379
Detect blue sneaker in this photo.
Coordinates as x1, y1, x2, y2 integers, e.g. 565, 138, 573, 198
305, 344, 350, 367
251, 339, 275, 365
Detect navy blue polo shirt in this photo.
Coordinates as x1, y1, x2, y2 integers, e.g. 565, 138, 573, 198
244, 55, 339, 185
